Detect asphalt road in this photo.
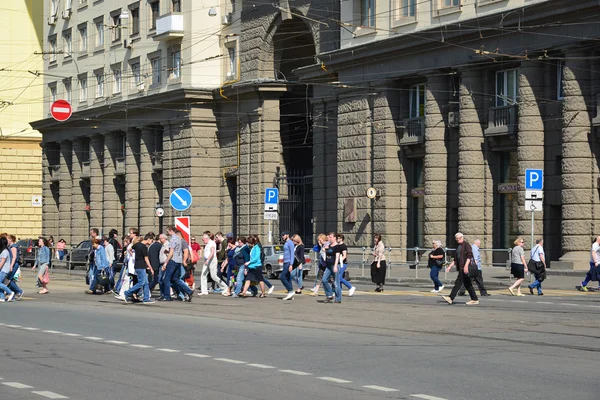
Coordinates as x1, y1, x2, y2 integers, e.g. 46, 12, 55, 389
1, 277, 599, 400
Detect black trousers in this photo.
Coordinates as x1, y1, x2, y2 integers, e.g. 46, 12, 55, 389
459, 270, 488, 295
450, 270, 478, 301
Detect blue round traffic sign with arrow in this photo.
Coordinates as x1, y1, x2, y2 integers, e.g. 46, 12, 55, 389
170, 188, 192, 211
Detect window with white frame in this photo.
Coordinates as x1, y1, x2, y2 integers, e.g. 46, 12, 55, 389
63, 30, 72, 57
79, 25, 88, 53
226, 44, 236, 79
409, 83, 426, 118
66, 0, 73, 10
50, 0, 58, 16
49, 37, 57, 62
131, 62, 141, 87
495, 69, 518, 107
151, 58, 161, 85
112, 13, 122, 42
149, 1, 160, 30
557, 60, 565, 100
95, 19, 104, 47
113, 68, 122, 94
79, 75, 88, 102
171, 50, 181, 79
64, 79, 72, 103
49, 84, 57, 104
440, 0, 460, 8
130, 5, 140, 36
400, 0, 416, 18
172, 0, 181, 12
361, 0, 375, 27
95, 71, 104, 98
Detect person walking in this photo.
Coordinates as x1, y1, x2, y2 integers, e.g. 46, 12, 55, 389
458, 239, 489, 296
122, 234, 155, 304
32, 237, 51, 294
221, 237, 237, 296
441, 232, 479, 305
508, 237, 528, 296
280, 231, 295, 300
321, 232, 342, 303
371, 234, 387, 292
86, 238, 111, 294
310, 234, 328, 296
56, 239, 66, 260
335, 234, 356, 297
250, 234, 275, 295
580, 236, 600, 292
428, 240, 445, 293
199, 231, 228, 296
161, 226, 194, 302
6, 235, 24, 300
148, 234, 162, 293
231, 236, 251, 297
0, 237, 15, 302
528, 238, 547, 295
290, 234, 306, 294
107, 229, 120, 289
241, 236, 267, 298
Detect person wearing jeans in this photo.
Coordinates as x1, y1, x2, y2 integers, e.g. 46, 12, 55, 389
528, 239, 547, 295
428, 240, 445, 293
6, 235, 23, 299
280, 231, 295, 300
581, 235, 600, 292
320, 232, 342, 303
0, 237, 15, 302
333, 234, 355, 297
122, 233, 155, 304
290, 234, 305, 294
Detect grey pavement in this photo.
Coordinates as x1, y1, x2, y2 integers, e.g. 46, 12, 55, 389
0, 277, 599, 400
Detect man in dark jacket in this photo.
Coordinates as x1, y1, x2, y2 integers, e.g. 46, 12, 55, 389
441, 232, 479, 305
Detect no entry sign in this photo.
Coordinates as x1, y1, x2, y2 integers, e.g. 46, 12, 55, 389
51, 99, 72, 122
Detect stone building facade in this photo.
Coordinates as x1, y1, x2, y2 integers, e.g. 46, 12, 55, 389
35, 0, 600, 269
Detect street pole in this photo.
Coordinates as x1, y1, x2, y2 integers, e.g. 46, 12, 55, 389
268, 219, 272, 244
530, 203, 535, 251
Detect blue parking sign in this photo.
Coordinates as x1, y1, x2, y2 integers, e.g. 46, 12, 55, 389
525, 169, 543, 190
265, 188, 279, 205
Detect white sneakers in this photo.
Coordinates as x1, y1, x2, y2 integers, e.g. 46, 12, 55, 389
6, 292, 15, 302
438, 285, 444, 292
283, 292, 294, 300
430, 289, 439, 293
268, 285, 275, 295
197, 292, 209, 296
348, 287, 356, 297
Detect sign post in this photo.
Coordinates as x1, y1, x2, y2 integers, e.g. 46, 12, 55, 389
525, 169, 544, 249
264, 188, 279, 243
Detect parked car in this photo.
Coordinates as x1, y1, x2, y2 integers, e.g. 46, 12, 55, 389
263, 244, 311, 279
66, 240, 92, 269
16, 238, 38, 267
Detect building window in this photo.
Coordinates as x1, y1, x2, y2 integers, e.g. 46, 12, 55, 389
63, 30, 72, 57
401, 0, 416, 18
151, 58, 161, 85
112, 13, 122, 42
171, 50, 181, 79
361, 0, 375, 27
150, 1, 160, 30
66, 0, 73, 9
131, 62, 141, 87
64, 79, 72, 103
226, 45, 236, 79
79, 76, 88, 102
130, 6, 140, 36
79, 25, 88, 53
172, 0, 181, 12
50, 0, 58, 15
113, 69, 122, 94
49, 37, 57, 62
557, 60, 565, 100
50, 84, 58, 104
409, 83, 426, 118
95, 72, 104, 98
95, 19, 104, 47
495, 69, 518, 107
440, 0, 460, 8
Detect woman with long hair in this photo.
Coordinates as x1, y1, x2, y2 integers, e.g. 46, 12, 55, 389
371, 234, 387, 292
242, 235, 266, 298
310, 234, 328, 296
290, 234, 305, 294
32, 237, 51, 294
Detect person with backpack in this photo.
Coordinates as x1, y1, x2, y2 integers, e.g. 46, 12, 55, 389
527, 238, 547, 295
6, 234, 24, 300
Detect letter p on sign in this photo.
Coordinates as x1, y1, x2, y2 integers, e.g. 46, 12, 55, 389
525, 169, 543, 190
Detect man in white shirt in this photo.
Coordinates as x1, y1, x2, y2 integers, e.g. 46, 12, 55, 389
580, 236, 600, 292
199, 231, 228, 295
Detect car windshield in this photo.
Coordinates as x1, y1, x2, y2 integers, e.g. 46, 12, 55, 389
78, 241, 91, 249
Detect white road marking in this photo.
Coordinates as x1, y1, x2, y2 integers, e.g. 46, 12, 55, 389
42, 330, 63, 334
511, 300, 527, 303
157, 348, 180, 353
22, 327, 40, 331
0, 322, 5, 325
536, 302, 554, 304
6, 325, 22, 328
63, 333, 81, 337
184, 353, 211, 358
32, 391, 69, 399
279, 369, 313, 376
411, 394, 448, 400
247, 363, 276, 369
317, 377, 352, 383
83, 337, 103, 341
106, 340, 128, 345
586, 305, 600, 308
214, 358, 246, 364
2, 382, 34, 389
363, 385, 398, 392
131, 344, 153, 349
559, 303, 578, 306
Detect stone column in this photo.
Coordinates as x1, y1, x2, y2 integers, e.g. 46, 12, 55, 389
58, 141, 72, 244
102, 133, 120, 233
140, 126, 157, 233
125, 128, 141, 230
558, 51, 594, 269
89, 135, 104, 232
458, 70, 488, 242
424, 75, 449, 244
517, 62, 545, 249
71, 139, 87, 243
41, 143, 58, 237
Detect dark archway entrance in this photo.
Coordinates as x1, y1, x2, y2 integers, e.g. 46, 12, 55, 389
273, 17, 315, 244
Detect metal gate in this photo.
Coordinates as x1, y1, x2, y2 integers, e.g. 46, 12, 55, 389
274, 170, 313, 246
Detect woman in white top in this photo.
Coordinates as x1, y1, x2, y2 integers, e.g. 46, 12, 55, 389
371, 234, 386, 292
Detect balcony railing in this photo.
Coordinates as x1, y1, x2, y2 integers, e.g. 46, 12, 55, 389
114, 157, 126, 176
152, 152, 163, 171
80, 161, 91, 179
154, 13, 184, 41
399, 117, 425, 145
485, 105, 518, 136
49, 165, 60, 182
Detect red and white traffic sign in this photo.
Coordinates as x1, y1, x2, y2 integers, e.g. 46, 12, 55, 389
175, 216, 191, 245
51, 99, 72, 122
